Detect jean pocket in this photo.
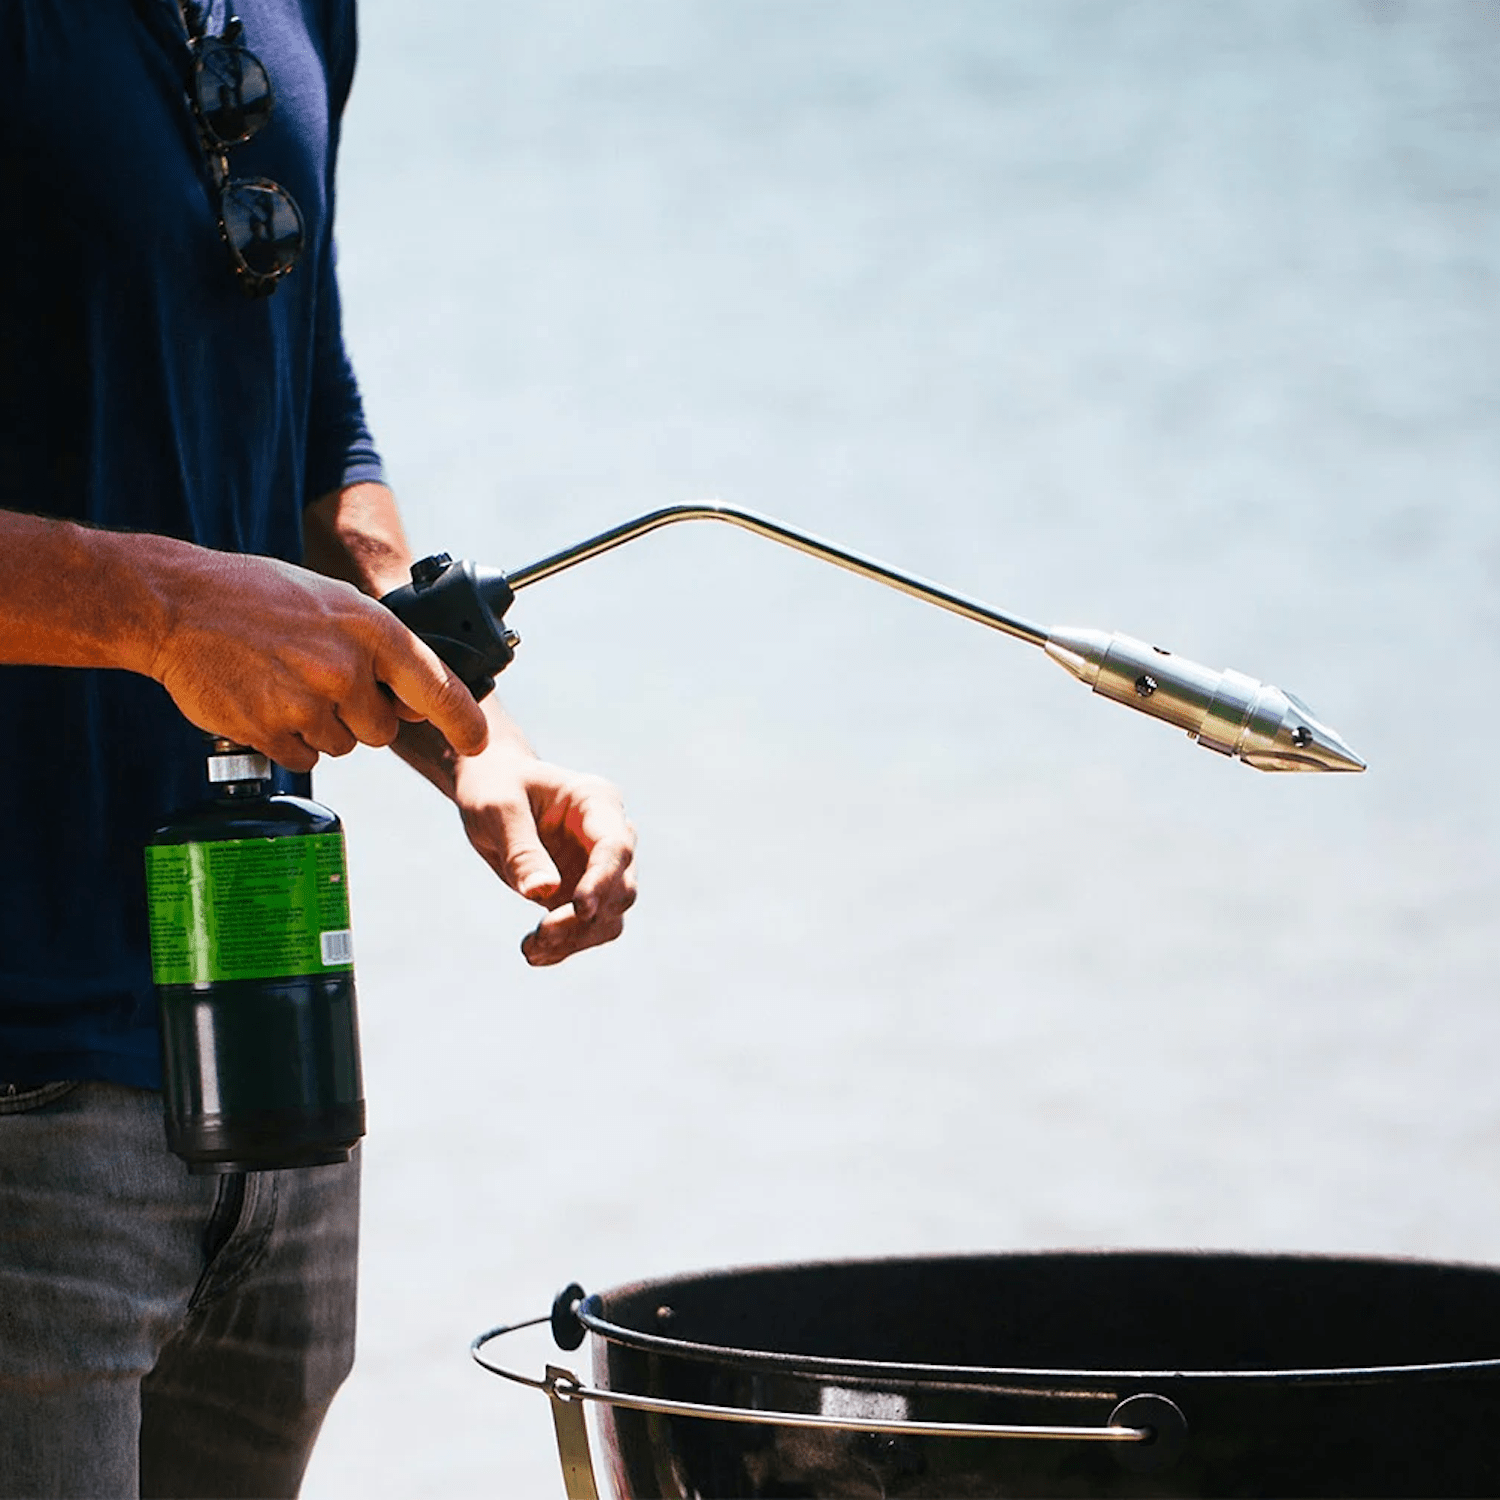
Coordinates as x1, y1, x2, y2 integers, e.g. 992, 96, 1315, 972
0, 1081, 80, 1115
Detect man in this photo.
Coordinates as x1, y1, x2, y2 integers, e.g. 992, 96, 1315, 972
0, 0, 636, 1493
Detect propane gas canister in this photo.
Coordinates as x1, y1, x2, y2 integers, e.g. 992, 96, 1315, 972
144, 740, 365, 1173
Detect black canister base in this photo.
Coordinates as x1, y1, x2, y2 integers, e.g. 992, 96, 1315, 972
168, 1101, 365, 1174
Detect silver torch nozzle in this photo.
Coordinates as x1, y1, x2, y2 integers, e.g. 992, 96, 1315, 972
1044, 627, 1366, 773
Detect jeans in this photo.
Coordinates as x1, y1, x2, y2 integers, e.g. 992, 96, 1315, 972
0, 1081, 359, 1499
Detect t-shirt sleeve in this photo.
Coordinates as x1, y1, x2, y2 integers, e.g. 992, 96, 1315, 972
304, 0, 385, 503
304, 245, 385, 501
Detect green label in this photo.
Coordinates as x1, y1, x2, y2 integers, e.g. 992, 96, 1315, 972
145, 833, 353, 986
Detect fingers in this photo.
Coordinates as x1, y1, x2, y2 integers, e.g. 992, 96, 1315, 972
521, 900, 631, 967
522, 794, 637, 965
465, 795, 564, 904
372, 626, 488, 757
453, 755, 637, 965
246, 724, 349, 775
569, 823, 637, 924
297, 711, 361, 758
268, 638, 449, 760
332, 690, 402, 750
261, 731, 320, 774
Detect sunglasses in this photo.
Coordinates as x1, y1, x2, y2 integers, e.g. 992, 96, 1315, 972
180, 5, 304, 297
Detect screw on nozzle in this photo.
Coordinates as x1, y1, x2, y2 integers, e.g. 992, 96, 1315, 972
205, 737, 271, 785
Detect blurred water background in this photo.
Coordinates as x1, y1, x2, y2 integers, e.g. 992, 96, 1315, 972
303, 2, 1500, 1493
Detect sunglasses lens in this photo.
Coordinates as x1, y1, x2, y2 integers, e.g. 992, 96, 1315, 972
195, 41, 274, 145
221, 179, 304, 281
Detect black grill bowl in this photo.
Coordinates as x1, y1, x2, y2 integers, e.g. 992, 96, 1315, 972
574, 1251, 1500, 1498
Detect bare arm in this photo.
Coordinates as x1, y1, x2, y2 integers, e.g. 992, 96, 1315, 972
303, 483, 637, 964
0, 509, 189, 675
0, 506, 487, 771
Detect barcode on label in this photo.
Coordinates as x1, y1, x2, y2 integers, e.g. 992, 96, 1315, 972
320, 929, 354, 966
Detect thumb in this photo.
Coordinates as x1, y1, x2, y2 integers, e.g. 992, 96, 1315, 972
491, 798, 563, 905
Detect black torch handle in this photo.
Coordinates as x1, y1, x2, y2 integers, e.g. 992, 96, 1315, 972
379, 554, 518, 701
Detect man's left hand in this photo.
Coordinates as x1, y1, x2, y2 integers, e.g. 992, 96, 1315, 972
452, 746, 637, 965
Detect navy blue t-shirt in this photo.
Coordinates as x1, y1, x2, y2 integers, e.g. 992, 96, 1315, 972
0, 0, 385, 1088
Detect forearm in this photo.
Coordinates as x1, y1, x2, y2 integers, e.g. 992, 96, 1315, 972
0, 496, 485, 769
302, 480, 414, 598
0, 508, 193, 676
387, 699, 535, 798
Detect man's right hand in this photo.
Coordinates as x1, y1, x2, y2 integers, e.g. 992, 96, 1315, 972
148, 550, 489, 772
0, 511, 488, 772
